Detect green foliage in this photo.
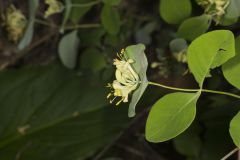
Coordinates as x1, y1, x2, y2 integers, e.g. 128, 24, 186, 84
229, 112, 240, 148
80, 48, 107, 72
125, 44, 148, 117
58, 30, 79, 69
187, 30, 235, 87
177, 14, 211, 41
103, 0, 121, 6
101, 4, 120, 35
0, 64, 128, 159
146, 92, 199, 142
222, 36, 240, 89
160, 0, 192, 24
18, 0, 39, 50
225, 0, 240, 18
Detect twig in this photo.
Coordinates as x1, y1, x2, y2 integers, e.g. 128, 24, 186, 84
221, 148, 239, 160
0, 31, 57, 70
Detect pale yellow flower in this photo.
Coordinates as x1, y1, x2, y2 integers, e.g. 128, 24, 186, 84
44, 0, 64, 18
107, 49, 139, 105
5, 5, 27, 42
197, 0, 230, 24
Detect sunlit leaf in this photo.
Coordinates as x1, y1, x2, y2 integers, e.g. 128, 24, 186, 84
229, 112, 240, 148
187, 30, 235, 87
146, 92, 200, 142
222, 36, 240, 89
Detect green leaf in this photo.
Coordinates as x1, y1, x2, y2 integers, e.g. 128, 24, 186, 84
60, 0, 72, 33
125, 44, 148, 117
146, 92, 200, 142
58, 30, 79, 69
0, 64, 128, 159
177, 15, 211, 41
18, 0, 39, 50
80, 48, 107, 72
229, 112, 240, 148
160, 0, 192, 24
103, 0, 121, 6
69, 0, 93, 23
225, 0, 240, 18
187, 30, 235, 87
169, 38, 188, 53
101, 4, 120, 35
222, 36, 240, 89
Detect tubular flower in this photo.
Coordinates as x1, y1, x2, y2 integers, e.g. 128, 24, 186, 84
107, 49, 140, 105
5, 5, 27, 42
44, 0, 64, 18
196, 0, 230, 24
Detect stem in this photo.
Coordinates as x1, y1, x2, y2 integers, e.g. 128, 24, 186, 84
221, 148, 239, 160
70, 0, 102, 7
148, 81, 240, 99
64, 23, 101, 30
35, 19, 100, 30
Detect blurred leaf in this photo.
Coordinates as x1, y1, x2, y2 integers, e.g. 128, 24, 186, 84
225, 0, 240, 18
0, 64, 128, 159
146, 92, 200, 142
60, 0, 71, 33
160, 0, 192, 24
125, 44, 148, 117
58, 30, 79, 69
187, 30, 235, 87
220, 16, 238, 26
103, 0, 121, 6
169, 38, 188, 53
18, 0, 39, 50
70, 0, 93, 23
101, 4, 120, 35
229, 112, 240, 148
222, 36, 240, 89
80, 48, 107, 72
135, 22, 156, 45
177, 15, 211, 41
79, 28, 105, 46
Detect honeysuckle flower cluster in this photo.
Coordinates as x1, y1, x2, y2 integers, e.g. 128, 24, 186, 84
5, 5, 27, 42
196, 0, 230, 24
44, 0, 64, 18
107, 49, 140, 105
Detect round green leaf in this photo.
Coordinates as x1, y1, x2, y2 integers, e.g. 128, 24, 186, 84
160, 0, 192, 24
169, 38, 188, 53
58, 30, 79, 69
187, 30, 235, 87
229, 112, 240, 148
222, 36, 240, 89
101, 4, 120, 35
146, 92, 200, 142
177, 15, 211, 41
125, 44, 148, 117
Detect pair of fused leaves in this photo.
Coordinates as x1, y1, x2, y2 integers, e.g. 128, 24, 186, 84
146, 30, 240, 146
